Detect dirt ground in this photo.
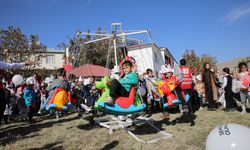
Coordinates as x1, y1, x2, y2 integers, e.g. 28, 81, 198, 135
1, 109, 250, 150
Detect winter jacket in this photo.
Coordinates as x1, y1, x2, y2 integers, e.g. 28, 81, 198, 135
23, 87, 36, 107
119, 72, 139, 92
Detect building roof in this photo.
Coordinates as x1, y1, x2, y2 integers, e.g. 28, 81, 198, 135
69, 64, 111, 77
46, 48, 64, 54
127, 43, 157, 50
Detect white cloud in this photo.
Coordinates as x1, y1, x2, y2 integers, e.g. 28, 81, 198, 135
222, 2, 250, 23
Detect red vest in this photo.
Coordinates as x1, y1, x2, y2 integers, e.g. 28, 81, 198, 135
180, 66, 193, 90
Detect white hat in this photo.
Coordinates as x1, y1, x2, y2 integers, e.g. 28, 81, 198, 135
26, 77, 34, 85
165, 67, 173, 73
138, 72, 144, 76
160, 65, 173, 73
78, 76, 83, 82
160, 65, 167, 74
71, 82, 76, 88
2, 78, 6, 83
196, 75, 202, 81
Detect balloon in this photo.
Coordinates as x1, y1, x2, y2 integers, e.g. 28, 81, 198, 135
206, 124, 250, 150
161, 84, 171, 95
157, 80, 165, 95
26, 77, 34, 85
12, 75, 24, 86
44, 77, 50, 84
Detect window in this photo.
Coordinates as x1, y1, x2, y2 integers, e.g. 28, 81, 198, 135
165, 56, 171, 65
154, 52, 158, 63
46, 55, 54, 64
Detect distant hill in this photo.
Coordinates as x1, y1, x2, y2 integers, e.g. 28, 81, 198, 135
216, 56, 249, 73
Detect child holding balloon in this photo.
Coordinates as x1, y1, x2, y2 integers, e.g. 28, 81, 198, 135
237, 62, 250, 114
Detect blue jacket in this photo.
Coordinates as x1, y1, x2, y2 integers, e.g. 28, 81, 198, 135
119, 72, 139, 92
23, 87, 36, 107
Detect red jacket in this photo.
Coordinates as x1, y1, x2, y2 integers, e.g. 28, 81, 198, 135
180, 66, 193, 90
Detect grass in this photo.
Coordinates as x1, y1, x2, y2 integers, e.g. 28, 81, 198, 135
0, 109, 250, 150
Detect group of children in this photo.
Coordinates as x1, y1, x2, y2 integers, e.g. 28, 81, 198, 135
103, 58, 250, 117
1, 59, 249, 125
3, 76, 40, 124
219, 62, 250, 114
103, 59, 194, 119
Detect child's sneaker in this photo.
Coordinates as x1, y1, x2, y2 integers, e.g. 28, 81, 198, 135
183, 105, 189, 113
241, 109, 247, 115
104, 97, 115, 106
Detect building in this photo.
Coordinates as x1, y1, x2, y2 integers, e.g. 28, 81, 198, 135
127, 43, 176, 76
37, 48, 64, 70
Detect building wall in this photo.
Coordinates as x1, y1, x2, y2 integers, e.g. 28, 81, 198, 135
36, 52, 64, 70
160, 48, 175, 67
128, 46, 154, 73
128, 45, 165, 76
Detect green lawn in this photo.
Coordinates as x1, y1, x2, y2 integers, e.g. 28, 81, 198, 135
1, 110, 250, 150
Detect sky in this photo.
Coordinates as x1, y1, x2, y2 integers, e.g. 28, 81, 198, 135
0, 0, 250, 63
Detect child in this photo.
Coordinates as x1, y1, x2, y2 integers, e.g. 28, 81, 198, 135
162, 66, 189, 112
145, 68, 162, 112
237, 62, 250, 114
86, 76, 100, 108
3, 82, 11, 124
42, 68, 70, 113
194, 75, 204, 110
46, 68, 70, 118
104, 61, 138, 106
221, 68, 235, 111
38, 83, 47, 114
23, 77, 37, 123
16, 83, 27, 121
138, 72, 148, 112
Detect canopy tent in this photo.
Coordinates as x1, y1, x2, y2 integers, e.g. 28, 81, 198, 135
69, 64, 111, 77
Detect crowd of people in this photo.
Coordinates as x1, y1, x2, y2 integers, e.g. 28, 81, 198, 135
0, 58, 249, 125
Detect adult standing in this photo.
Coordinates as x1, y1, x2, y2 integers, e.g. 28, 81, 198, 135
202, 62, 218, 111
0, 60, 32, 124
179, 59, 193, 91
180, 59, 200, 112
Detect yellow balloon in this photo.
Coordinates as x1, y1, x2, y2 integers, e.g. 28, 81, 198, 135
157, 80, 165, 95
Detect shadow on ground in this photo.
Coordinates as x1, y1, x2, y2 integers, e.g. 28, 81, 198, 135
28, 141, 63, 150
0, 115, 80, 146
100, 140, 119, 150
171, 114, 197, 126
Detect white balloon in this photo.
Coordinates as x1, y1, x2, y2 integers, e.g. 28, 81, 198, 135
44, 77, 50, 84
26, 77, 34, 85
206, 124, 250, 150
12, 75, 24, 86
